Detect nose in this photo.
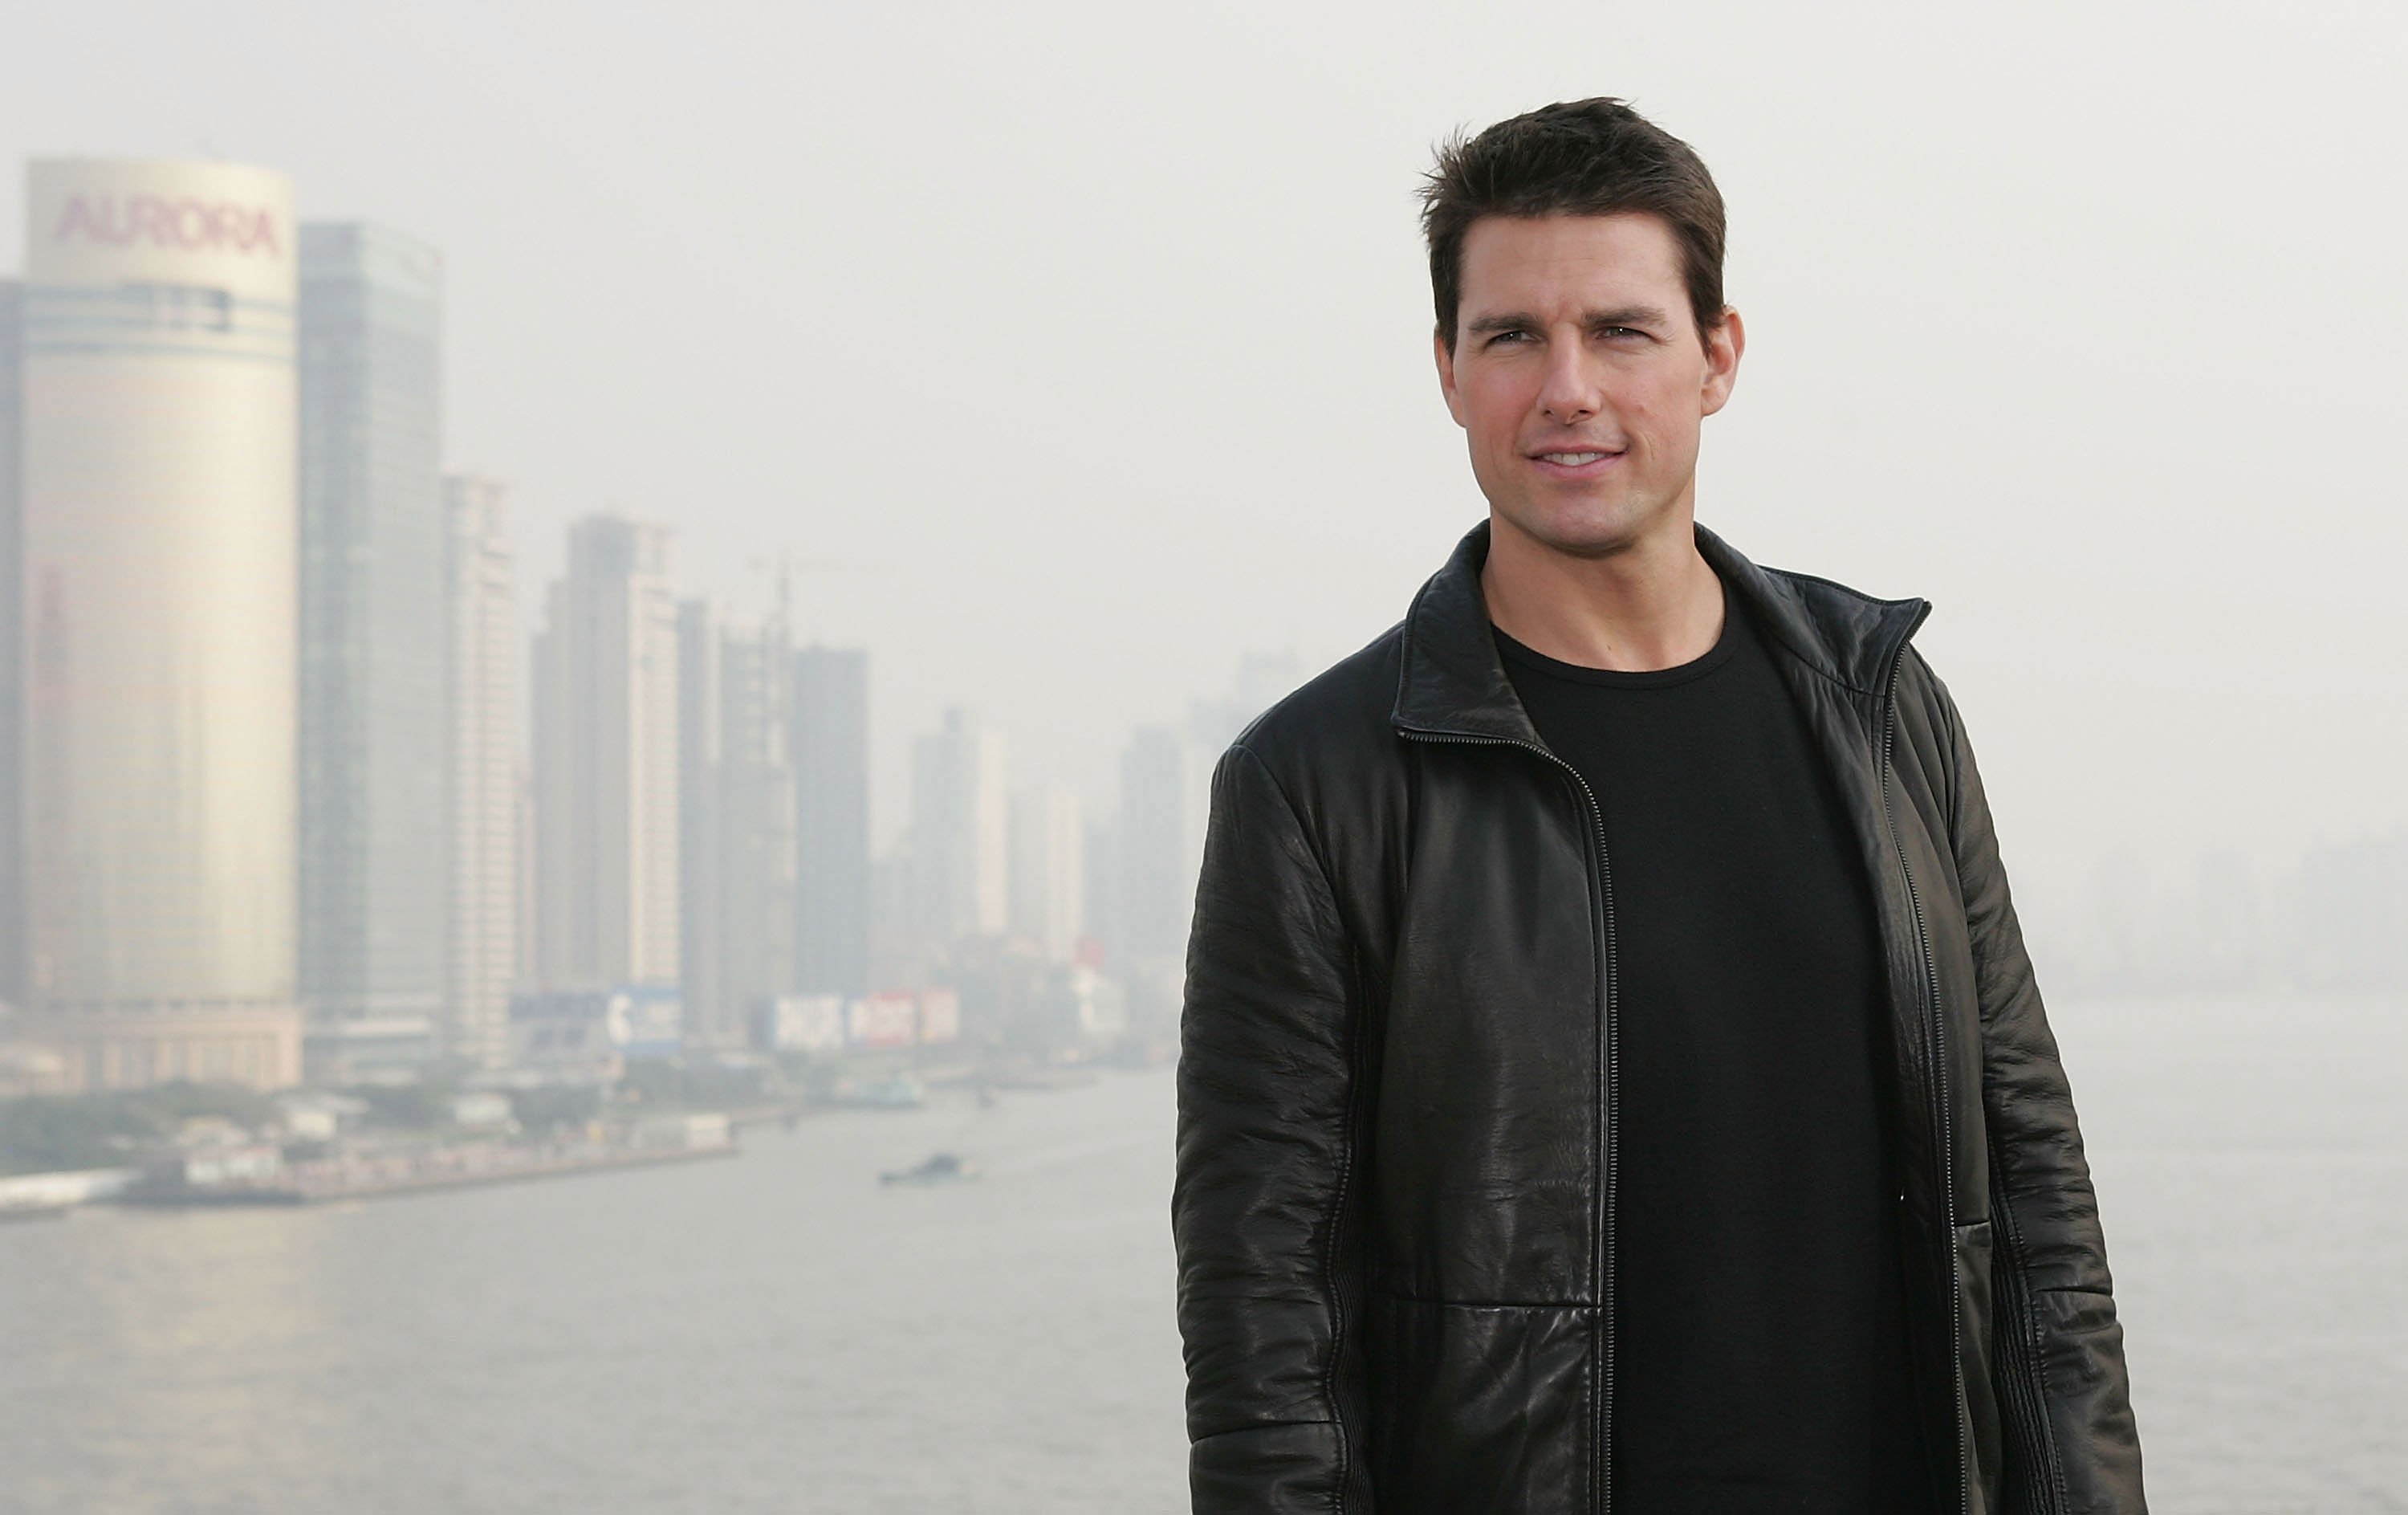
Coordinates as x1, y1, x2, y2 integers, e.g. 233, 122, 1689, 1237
1536, 340, 1602, 426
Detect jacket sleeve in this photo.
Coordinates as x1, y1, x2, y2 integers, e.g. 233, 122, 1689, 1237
1173, 741, 1374, 1513
1930, 666, 2146, 1513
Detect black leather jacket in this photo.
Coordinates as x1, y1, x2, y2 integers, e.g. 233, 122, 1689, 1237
1173, 520, 2145, 1513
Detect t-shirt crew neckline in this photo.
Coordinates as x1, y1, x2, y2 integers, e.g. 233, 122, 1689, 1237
1489, 585, 1744, 691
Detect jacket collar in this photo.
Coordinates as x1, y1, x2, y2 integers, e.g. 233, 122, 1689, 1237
1389, 518, 1932, 742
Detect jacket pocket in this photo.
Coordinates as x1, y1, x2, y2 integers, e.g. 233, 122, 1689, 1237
1366, 1294, 1594, 1515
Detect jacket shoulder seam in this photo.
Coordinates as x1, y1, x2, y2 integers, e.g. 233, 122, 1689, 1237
1224, 741, 1346, 913
1906, 648, 1968, 837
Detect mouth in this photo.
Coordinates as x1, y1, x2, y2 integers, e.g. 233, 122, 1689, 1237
1527, 446, 1626, 477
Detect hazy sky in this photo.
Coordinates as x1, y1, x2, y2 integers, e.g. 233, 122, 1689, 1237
6, 1, 2403, 919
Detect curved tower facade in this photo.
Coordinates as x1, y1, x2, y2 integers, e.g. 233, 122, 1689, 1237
14, 158, 302, 1089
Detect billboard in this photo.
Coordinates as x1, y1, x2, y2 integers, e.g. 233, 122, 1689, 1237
510, 986, 684, 1063
846, 992, 917, 1049
603, 988, 684, 1059
763, 993, 846, 1054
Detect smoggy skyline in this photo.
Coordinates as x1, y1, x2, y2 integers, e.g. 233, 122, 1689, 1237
6, 1, 2402, 914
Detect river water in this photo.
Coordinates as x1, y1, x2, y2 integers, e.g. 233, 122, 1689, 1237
1, 994, 2400, 1513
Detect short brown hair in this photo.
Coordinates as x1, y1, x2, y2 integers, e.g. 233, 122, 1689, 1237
1421, 98, 1727, 352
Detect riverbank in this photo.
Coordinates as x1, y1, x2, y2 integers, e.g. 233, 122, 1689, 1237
116, 1136, 737, 1207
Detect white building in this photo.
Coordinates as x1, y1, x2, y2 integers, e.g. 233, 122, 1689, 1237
1009, 781, 1085, 962
444, 475, 517, 1067
9, 158, 304, 1090
2, 277, 24, 1006
531, 515, 681, 988
909, 707, 1007, 947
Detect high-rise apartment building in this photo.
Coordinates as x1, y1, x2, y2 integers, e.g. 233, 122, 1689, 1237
515, 758, 538, 997
792, 646, 870, 997
296, 222, 446, 1062
1009, 782, 1084, 962
531, 515, 681, 988
677, 598, 722, 1034
910, 707, 1008, 949
10, 159, 303, 1089
443, 475, 516, 1068
2, 279, 22, 1009
680, 604, 809, 1043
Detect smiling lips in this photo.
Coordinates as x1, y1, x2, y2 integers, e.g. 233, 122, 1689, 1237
1529, 445, 1627, 475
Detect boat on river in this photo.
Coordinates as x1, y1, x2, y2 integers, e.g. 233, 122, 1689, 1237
879, 1151, 979, 1186
833, 1073, 927, 1110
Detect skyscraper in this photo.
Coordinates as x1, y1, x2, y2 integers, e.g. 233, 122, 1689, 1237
677, 598, 723, 1035
713, 617, 795, 1037
531, 515, 681, 989
10, 159, 303, 1090
910, 707, 1008, 949
1, 279, 22, 1011
444, 475, 517, 1068
1009, 782, 1084, 962
792, 646, 870, 997
296, 222, 446, 1063
675, 597, 800, 1043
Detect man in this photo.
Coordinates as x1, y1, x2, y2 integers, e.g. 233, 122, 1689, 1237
1172, 98, 2144, 1514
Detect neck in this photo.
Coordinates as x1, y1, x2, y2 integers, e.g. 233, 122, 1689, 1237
1479, 508, 1725, 672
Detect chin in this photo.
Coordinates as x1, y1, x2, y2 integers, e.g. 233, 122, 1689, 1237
1500, 500, 1651, 560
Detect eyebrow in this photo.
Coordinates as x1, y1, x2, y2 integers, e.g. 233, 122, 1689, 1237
1465, 305, 1672, 336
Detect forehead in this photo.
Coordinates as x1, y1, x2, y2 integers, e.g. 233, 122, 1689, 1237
1457, 211, 1685, 312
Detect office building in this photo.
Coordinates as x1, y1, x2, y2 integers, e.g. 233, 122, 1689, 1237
792, 646, 869, 996
531, 515, 681, 988
9, 159, 303, 1089
295, 222, 446, 1065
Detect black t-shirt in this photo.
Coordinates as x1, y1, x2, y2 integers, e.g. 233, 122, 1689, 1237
1495, 584, 1933, 1514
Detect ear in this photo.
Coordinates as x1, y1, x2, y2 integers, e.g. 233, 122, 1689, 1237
1434, 327, 1469, 429
1700, 307, 1745, 417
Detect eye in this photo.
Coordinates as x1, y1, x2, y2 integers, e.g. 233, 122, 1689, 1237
1483, 328, 1531, 348
1597, 326, 1645, 341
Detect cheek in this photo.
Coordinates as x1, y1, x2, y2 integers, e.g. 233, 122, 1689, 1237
1623, 373, 1702, 441
1467, 375, 1533, 446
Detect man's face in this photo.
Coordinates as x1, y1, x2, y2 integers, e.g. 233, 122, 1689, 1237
1435, 212, 1742, 559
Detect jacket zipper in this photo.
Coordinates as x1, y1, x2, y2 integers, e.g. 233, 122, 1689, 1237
1879, 649, 1969, 1515
1397, 726, 1619, 1515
